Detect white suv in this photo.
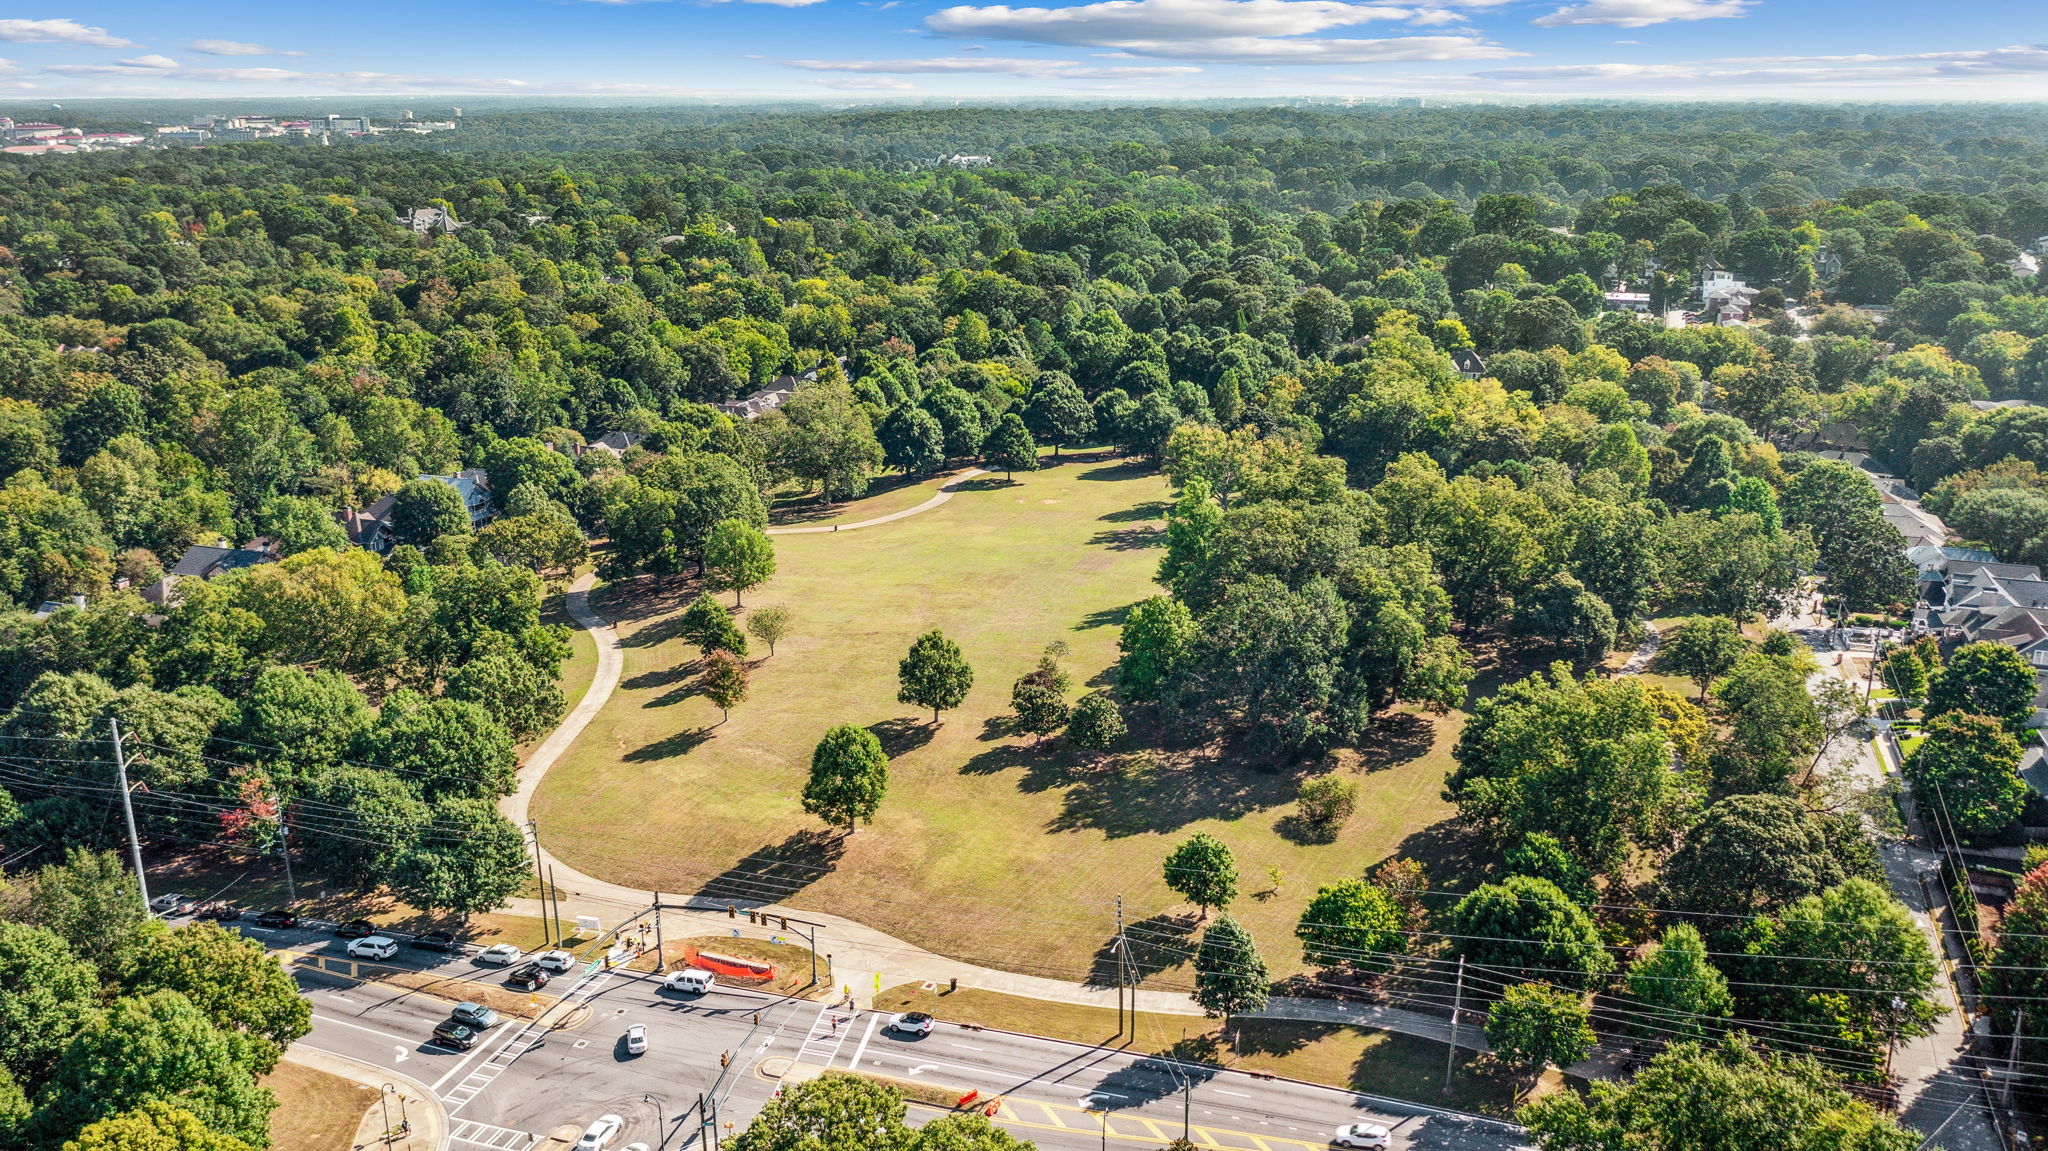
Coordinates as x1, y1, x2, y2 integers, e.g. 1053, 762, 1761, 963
662, 969, 715, 994
347, 936, 399, 961
532, 949, 575, 972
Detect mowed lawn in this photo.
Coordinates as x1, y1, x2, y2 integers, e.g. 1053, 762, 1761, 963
534, 454, 1460, 982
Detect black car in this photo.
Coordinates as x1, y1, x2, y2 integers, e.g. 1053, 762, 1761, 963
431, 1020, 480, 1050
333, 919, 377, 939
254, 910, 299, 929
410, 931, 460, 953
505, 964, 551, 991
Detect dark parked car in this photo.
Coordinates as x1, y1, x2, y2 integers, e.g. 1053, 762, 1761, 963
410, 931, 460, 952
431, 1020, 480, 1050
505, 964, 551, 991
333, 919, 377, 939
255, 910, 300, 929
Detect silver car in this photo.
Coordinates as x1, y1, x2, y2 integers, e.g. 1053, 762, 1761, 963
624, 1023, 647, 1055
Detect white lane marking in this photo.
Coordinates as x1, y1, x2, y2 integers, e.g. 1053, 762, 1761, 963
327, 994, 355, 1004
847, 1014, 880, 1071
394, 1045, 409, 1063
949, 1043, 986, 1051
908, 1063, 939, 1076
1215, 1090, 1249, 1097
311, 1013, 416, 1044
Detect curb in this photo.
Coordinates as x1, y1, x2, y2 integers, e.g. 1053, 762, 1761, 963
286, 1044, 450, 1151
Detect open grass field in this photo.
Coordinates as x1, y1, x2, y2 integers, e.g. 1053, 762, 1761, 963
535, 453, 1467, 984
766, 471, 958, 528
873, 983, 1522, 1116
263, 1061, 378, 1151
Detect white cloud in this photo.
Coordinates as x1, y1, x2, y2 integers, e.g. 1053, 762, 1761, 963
787, 54, 1201, 76
188, 39, 302, 56
924, 0, 1517, 62
38, 60, 534, 91
0, 18, 129, 47
810, 75, 917, 88
1532, 0, 1750, 28
1373, 44, 2048, 97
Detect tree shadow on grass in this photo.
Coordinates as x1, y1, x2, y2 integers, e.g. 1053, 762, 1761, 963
868, 717, 936, 758
648, 673, 708, 709
1075, 601, 1141, 632
1354, 712, 1440, 774
623, 664, 694, 692
1078, 462, 1154, 482
624, 726, 714, 762
1085, 911, 1197, 987
694, 830, 847, 905
950, 476, 1014, 493
1038, 749, 1312, 839
1389, 818, 1496, 897
1274, 812, 1343, 846
1088, 526, 1163, 551
1099, 501, 1168, 524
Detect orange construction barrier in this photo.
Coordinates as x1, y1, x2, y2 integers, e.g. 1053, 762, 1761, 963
682, 946, 777, 982
957, 1091, 979, 1108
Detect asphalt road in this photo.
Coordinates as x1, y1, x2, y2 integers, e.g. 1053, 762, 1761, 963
246, 914, 1526, 1151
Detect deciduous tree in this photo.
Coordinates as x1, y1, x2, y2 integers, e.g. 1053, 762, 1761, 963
1486, 983, 1595, 1072
1192, 916, 1269, 1049
1295, 878, 1403, 972
1163, 832, 1238, 919
704, 650, 749, 724
898, 630, 972, 723
1447, 876, 1613, 989
803, 724, 889, 831
704, 518, 776, 607
1622, 924, 1732, 1044
1926, 641, 2038, 730
747, 604, 793, 656
1909, 711, 2028, 835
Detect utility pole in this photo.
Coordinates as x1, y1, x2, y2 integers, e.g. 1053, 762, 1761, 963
2006, 1010, 2025, 1108
529, 821, 549, 944
1114, 895, 1127, 1039
277, 799, 296, 904
547, 864, 563, 942
1443, 955, 1466, 1094
108, 719, 150, 914
653, 892, 664, 971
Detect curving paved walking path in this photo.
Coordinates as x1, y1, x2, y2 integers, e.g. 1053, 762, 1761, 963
765, 468, 986, 535
506, 508, 1509, 1066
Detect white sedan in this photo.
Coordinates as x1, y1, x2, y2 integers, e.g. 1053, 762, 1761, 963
624, 1023, 647, 1055
574, 1115, 623, 1151
346, 936, 399, 961
1332, 1122, 1390, 1149
532, 949, 575, 972
476, 943, 524, 966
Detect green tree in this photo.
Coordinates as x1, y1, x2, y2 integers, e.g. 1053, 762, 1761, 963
1446, 876, 1613, 989
292, 767, 429, 880
1983, 861, 2048, 1061
63, 1101, 255, 1151
747, 604, 793, 657
704, 518, 776, 607
1486, 983, 1595, 1072
981, 412, 1039, 481
1293, 776, 1359, 842
913, 1111, 1036, 1151
1661, 794, 1856, 919
1446, 665, 1680, 875
763, 382, 886, 502
0, 921, 99, 1090
1711, 651, 1823, 796
1064, 691, 1125, 753
1503, 833, 1595, 906
1741, 879, 1940, 1075
36, 991, 274, 1148
1191, 915, 1269, 1050
445, 649, 567, 743
1824, 513, 1915, 616
802, 724, 889, 831
352, 692, 517, 802
704, 649, 749, 723
229, 665, 371, 782
1509, 572, 1616, 666
1295, 878, 1403, 972
388, 799, 529, 919
1116, 595, 1196, 702
897, 629, 973, 724
253, 495, 347, 556
1909, 710, 2028, 835
878, 406, 947, 476
0, 849, 149, 975
1658, 616, 1747, 701
680, 593, 748, 659
475, 511, 587, 576
1163, 832, 1239, 919
121, 923, 310, 1073
1023, 371, 1095, 457
727, 1071, 915, 1151
1926, 641, 2038, 730
1519, 1031, 1916, 1151
1009, 654, 1071, 743
1880, 646, 1929, 701
1622, 924, 1732, 1044
389, 478, 471, 546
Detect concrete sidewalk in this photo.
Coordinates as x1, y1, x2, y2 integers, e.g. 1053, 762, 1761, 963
286, 1045, 448, 1151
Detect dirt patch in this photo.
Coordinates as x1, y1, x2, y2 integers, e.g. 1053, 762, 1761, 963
263, 1061, 378, 1151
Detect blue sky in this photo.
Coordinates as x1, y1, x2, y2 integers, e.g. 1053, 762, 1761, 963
1, 2, 2044, 101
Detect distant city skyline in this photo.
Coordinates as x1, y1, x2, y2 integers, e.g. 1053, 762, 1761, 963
0, 2, 2043, 101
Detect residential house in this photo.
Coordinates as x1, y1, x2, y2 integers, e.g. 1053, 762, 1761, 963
1917, 555, 2048, 726
717, 371, 820, 420
577, 431, 648, 460
341, 468, 494, 554
140, 542, 278, 605
397, 206, 463, 235
1603, 290, 1652, 312
1450, 349, 1486, 380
